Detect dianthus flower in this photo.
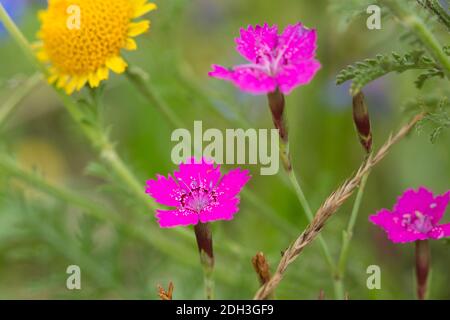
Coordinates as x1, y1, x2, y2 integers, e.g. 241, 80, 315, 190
370, 187, 450, 243
145, 158, 250, 228
209, 23, 320, 95
35, 0, 156, 94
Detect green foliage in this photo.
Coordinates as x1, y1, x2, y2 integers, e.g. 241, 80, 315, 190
327, 0, 378, 32
336, 50, 442, 95
405, 96, 450, 143
416, 0, 450, 32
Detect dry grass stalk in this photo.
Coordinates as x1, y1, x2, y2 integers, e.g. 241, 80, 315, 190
254, 113, 424, 300
157, 281, 174, 300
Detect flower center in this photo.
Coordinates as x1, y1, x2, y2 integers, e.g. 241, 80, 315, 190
401, 211, 434, 234
39, 0, 134, 75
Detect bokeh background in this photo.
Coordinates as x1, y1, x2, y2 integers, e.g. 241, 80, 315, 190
0, 0, 448, 299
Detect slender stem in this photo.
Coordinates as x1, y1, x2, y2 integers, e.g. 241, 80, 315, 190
334, 173, 369, 299
0, 73, 42, 130
380, 0, 450, 78
269, 90, 335, 275
417, 0, 450, 31
125, 69, 185, 128
0, 154, 197, 264
100, 146, 158, 211
333, 277, 345, 301
287, 165, 335, 272
0, 5, 48, 76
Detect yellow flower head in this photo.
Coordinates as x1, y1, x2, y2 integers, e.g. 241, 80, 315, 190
36, 0, 156, 94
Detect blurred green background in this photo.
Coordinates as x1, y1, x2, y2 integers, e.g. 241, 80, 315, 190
0, 0, 448, 299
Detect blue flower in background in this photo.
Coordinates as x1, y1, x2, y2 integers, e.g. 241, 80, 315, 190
0, 0, 27, 37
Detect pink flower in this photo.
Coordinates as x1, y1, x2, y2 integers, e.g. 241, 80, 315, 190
208, 22, 321, 95
369, 187, 450, 243
145, 158, 251, 228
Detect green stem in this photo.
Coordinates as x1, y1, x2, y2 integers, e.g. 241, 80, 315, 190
125, 69, 185, 128
286, 157, 335, 273
335, 173, 369, 299
100, 145, 157, 211
0, 154, 195, 264
417, 0, 450, 31
380, 0, 450, 78
0, 5, 48, 76
0, 73, 42, 130
268, 90, 336, 285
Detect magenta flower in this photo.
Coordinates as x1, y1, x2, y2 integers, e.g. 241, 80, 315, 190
208, 22, 321, 95
369, 187, 450, 243
146, 158, 251, 228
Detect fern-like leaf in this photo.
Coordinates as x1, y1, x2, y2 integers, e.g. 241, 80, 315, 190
405, 96, 450, 143
336, 50, 441, 95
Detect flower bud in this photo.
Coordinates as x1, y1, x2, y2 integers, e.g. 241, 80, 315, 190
415, 240, 430, 300
194, 222, 214, 268
267, 90, 287, 142
352, 91, 372, 153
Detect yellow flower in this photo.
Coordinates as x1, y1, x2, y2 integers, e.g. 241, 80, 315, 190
36, 0, 157, 94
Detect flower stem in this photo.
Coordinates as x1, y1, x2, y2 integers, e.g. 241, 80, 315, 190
0, 73, 42, 130
194, 222, 215, 299
267, 90, 335, 273
334, 172, 369, 299
380, 0, 450, 78
125, 68, 185, 128
417, 0, 450, 31
286, 166, 335, 271
0, 5, 48, 76
415, 240, 431, 300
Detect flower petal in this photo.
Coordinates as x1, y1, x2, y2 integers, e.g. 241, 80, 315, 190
369, 209, 426, 243
106, 56, 128, 74
427, 224, 450, 240
235, 23, 278, 63
199, 198, 240, 223
173, 157, 222, 193
128, 21, 150, 37
124, 38, 138, 51
277, 23, 318, 62
276, 59, 321, 94
146, 174, 181, 207
88, 72, 101, 88
208, 64, 277, 94
440, 223, 450, 237
156, 209, 198, 228
133, 2, 157, 18
394, 187, 449, 224
429, 191, 450, 223
216, 168, 251, 201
